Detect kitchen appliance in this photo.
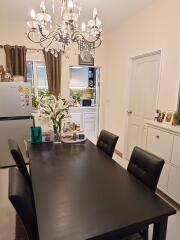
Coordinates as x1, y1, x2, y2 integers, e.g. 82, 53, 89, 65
0, 82, 33, 168
81, 99, 95, 107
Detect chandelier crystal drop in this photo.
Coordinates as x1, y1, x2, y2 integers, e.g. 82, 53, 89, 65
26, 0, 103, 59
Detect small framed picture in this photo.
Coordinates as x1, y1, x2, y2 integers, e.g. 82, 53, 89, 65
163, 111, 174, 124
79, 54, 94, 66
157, 112, 166, 123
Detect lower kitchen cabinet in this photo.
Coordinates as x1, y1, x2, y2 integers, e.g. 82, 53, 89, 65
168, 166, 180, 201
83, 112, 96, 138
70, 112, 82, 126
70, 107, 97, 139
158, 163, 170, 191
171, 135, 180, 168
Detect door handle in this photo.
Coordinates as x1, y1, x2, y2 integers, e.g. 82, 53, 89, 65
127, 110, 133, 114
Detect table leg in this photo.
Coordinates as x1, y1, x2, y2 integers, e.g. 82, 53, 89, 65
153, 217, 168, 240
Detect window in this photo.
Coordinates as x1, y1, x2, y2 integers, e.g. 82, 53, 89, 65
26, 61, 48, 95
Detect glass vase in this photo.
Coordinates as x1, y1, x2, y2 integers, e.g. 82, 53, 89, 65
53, 121, 62, 143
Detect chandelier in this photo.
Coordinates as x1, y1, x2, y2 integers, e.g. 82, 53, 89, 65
26, 0, 103, 60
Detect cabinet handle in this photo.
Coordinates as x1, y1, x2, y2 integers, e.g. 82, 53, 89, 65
156, 135, 160, 139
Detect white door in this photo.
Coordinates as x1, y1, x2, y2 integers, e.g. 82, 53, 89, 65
95, 68, 100, 138
126, 53, 161, 159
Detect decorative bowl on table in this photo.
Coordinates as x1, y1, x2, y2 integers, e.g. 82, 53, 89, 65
61, 132, 86, 144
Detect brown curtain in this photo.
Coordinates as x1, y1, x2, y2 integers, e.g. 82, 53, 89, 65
4, 45, 27, 78
43, 50, 61, 97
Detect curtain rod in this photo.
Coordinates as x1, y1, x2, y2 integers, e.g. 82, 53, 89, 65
0, 45, 43, 52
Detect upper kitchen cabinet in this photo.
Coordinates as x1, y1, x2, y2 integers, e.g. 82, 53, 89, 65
70, 67, 89, 88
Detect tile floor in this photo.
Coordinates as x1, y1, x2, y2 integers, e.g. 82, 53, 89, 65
0, 154, 179, 239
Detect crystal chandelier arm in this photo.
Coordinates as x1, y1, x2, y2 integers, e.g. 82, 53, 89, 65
26, 31, 42, 44
72, 30, 102, 48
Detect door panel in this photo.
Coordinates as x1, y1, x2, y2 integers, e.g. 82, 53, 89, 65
127, 53, 161, 159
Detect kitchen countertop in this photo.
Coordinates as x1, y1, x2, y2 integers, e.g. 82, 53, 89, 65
145, 119, 180, 134
70, 106, 96, 110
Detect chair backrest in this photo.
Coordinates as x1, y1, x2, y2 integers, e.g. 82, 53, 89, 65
8, 139, 32, 188
97, 130, 119, 157
127, 146, 165, 192
8, 167, 39, 240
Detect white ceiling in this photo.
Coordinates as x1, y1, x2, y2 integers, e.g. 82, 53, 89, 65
0, 0, 155, 29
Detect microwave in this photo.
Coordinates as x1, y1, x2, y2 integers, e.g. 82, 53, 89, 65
81, 99, 95, 107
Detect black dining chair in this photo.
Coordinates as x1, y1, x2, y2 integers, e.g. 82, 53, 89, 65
8, 167, 39, 240
127, 146, 165, 240
127, 146, 165, 192
8, 139, 32, 189
97, 130, 119, 157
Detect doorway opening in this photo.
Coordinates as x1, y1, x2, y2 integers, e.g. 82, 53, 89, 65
69, 65, 100, 143
125, 51, 161, 160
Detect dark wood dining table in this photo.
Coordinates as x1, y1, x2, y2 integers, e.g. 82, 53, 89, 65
29, 140, 176, 240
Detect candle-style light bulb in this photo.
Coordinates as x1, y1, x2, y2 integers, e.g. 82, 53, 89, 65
81, 22, 86, 32
68, 0, 74, 10
40, 1, 46, 12
93, 8, 98, 19
30, 9, 36, 19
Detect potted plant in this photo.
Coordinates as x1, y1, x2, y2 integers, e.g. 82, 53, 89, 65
172, 112, 180, 126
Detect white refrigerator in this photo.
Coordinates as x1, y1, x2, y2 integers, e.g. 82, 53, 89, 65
0, 82, 33, 168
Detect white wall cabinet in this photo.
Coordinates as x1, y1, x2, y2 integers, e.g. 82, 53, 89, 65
145, 121, 180, 204
69, 68, 89, 88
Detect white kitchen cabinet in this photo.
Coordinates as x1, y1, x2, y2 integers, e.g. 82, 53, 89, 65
69, 68, 89, 88
171, 135, 180, 168
70, 112, 82, 126
158, 163, 170, 191
83, 112, 96, 138
146, 127, 173, 162
69, 107, 97, 140
168, 166, 180, 202
145, 120, 180, 204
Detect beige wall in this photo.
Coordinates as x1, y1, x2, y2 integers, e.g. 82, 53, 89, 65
103, 0, 180, 155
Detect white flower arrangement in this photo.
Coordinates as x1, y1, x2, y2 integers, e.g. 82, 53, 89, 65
39, 93, 70, 135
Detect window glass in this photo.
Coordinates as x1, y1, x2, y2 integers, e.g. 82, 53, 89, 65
26, 61, 33, 84
36, 63, 48, 92
26, 61, 48, 95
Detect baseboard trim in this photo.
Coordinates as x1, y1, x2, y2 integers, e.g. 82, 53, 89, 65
115, 149, 123, 158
